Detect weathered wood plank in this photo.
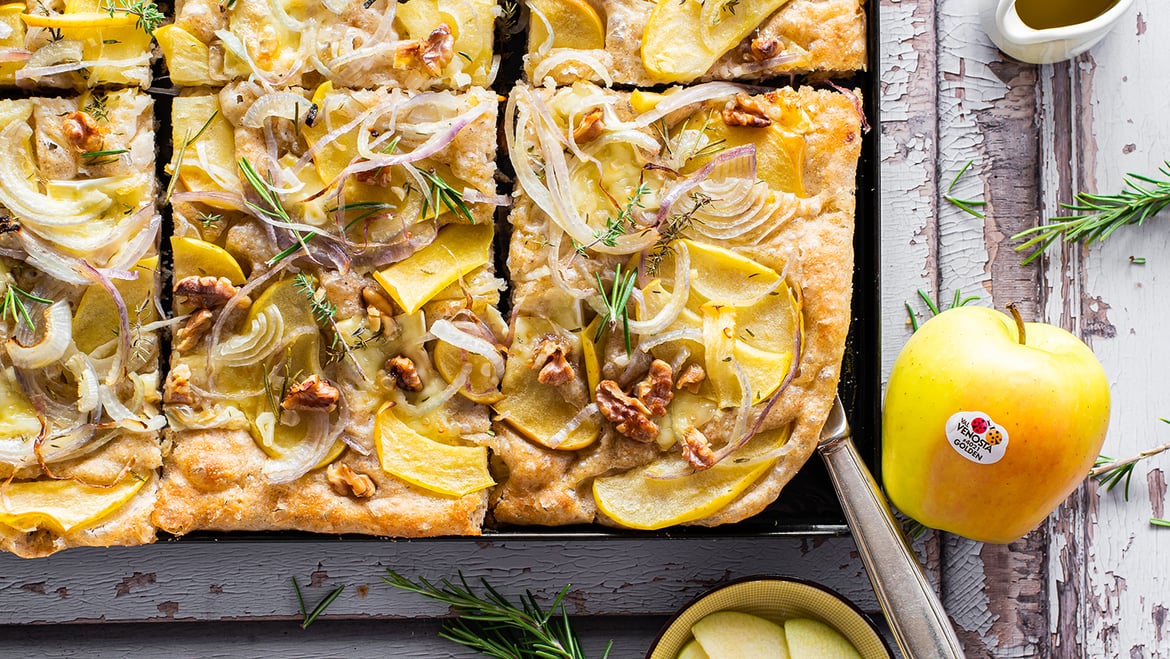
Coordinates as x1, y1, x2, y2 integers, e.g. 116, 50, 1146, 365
1041, 2, 1170, 656
0, 537, 879, 625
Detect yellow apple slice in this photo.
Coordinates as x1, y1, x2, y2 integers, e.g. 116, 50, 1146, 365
155, 23, 213, 87
784, 618, 861, 659
0, 4, 25, 84
20, 11, 136, 28
677, 639, 711, 659
593, 431, 788, 530
172, 95, 240, 196
172, 236, 247, 284
579, 317, 603, 396
684, 240, 781, 306
72, 256, 158, 354
396, 0, 442, 39
434, 338, 505, 404
0, 477, 145, 534
692, 120, 806, 197
642, 0, 790, 82
373, 223, 493, 314
701, 303, 739, 408
493, 317, 599, 451
376, 404, 494, 497
528, 0, 605, 51
691, 611, 790, 659
0, 365, 40, 441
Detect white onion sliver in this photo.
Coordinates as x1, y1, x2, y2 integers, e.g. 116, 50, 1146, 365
638, 328, 704, 353
430, 319, 505, 377
633, 82, 750, 129
531, 49, 613, 88
6, 301, 72, 369
242, 92, 314, 128
262, 411, 333, 484
547, 402, 599, 449
628, 242, 690, 336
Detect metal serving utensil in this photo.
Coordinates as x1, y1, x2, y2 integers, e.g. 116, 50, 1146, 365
816, 396, 966, 658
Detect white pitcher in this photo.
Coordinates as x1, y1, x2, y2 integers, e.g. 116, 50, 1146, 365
985, 0, 1134, 64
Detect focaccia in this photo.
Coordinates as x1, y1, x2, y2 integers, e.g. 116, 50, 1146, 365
154, 82, 507, 536
491, 82, 861, 529
523, 0, 866, 87
0, 0, 155, 89
157, 0, 498, 91
0, 90, 163, 557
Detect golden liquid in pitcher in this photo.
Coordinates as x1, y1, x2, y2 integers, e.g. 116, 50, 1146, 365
1016, 0, 1120, 30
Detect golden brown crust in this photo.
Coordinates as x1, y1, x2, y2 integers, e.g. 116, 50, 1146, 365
493, 85, 861, 529
526, 0, 867, 86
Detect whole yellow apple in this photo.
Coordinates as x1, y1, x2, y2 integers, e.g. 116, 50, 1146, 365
883, 304, 1110, 544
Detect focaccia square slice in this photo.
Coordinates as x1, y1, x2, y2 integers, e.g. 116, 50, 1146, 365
156, 0, 497, 91
0, 90, 163, 557
523, 0, 865, 87
491, 82, 861, 530
155, 83, 507, 537
0, 0, 155, 89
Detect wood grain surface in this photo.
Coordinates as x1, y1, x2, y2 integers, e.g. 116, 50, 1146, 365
4, 1, 1169, 656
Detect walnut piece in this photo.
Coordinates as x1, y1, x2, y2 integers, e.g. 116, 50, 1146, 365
163, 363, 195, 405
633, 359, 674, 417
174, 275, 246, 310
62, 111, 104, 153
361, 286, 396, 317
326, 463, 377, 498
572, 108, 605, 144
281, 375, 340, 413
680, 427, 717, 470
387, 355, 423, 391
596, 380, 658, 442
749, 36, 782, 61
397, 23, 455, 76
722, 94, 773, 128
533, 335, 575, 387
173, 308, 213, 353
676, 362, 706, 394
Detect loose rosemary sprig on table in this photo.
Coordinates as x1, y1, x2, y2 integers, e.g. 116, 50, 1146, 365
595, 263, 638, 355
1013, 161, 1170, 266
292, 577, 345, 630
943, 160, 987, 220
903, 288, 980, 333
1091, 421, 1170, 501
385, 571, 611, 659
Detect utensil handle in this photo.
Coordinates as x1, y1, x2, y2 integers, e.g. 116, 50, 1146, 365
819, 435, 965, 659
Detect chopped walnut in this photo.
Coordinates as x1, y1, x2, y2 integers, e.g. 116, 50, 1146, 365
326, 463, 377, 498
397, 23, 455, 76
633, 359, 674, 417
749, 36, 782, 61
533, 335, 575, 387
676, 363, 706, 394
281, 375, 340, 413
361, 286, 396, 317
387, 355, 423, 391
62, 111, 104, 153
571, 108, 605, 144
173, 308, 213, 352
164, 363, 195, 405
596, 380, 658, 442
722, 94, 773, 128
174, 275, 246, 310
680, 427, 717, 470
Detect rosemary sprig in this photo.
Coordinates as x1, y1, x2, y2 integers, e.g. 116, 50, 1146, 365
197, 211, 222, 229
1013, 161, 1170, 266
238, 157, 318, 265
292, 577, 345, 630
1152, 518, 1170, 528
944, 160, 987, 220
594, 263, 638, 355
419, 169, 475, 224
104, 0, 164, 33
1090, 425, 1170, 501
384, 571, 610, 659
904, 288, 980, 332
81, 147, 129, 167
165, 110, 219, 204
1, 283, 51, 331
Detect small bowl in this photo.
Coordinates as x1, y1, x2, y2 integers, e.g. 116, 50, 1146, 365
646, 576, 893, 659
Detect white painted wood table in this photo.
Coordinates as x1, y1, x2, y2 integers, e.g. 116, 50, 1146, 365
2, 1, 1168, 656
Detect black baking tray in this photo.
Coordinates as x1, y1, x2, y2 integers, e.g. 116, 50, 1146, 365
165, 0, 881, 543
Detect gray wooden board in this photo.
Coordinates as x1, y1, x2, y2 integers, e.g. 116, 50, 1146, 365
0, 537, 879, 625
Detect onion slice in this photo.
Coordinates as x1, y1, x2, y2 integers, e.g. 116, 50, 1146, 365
6, 300, 72, 369
627, 241, 690, 336
262, 411, 334, 484
242, 92, 314, 128
547, 402, 599, 449
429, 319, 505, 378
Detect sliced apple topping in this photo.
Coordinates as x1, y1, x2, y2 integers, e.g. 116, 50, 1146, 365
494, 317, 600, 451
0, 476, 145, 534
171, 95, 240, 197
72, 255, 158, 354
376, 403, 494, 497
642, 0, 792, 82
528, 0, 606, 51
154, 24, 212, 87
171, 236, 247, 285
373, 222, 493, 315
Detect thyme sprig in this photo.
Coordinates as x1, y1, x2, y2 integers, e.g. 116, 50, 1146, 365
646, 191, 712, 275
944, 159, 986, 220
103, 0, 164, 34
1091, 425, 1170, 501
419, 169, 475, 224
594, 263, 638, 355
292, 272, 367, 378
384, 571, 610, 659
1, 283, 51, 331
83, 94, 110, 122
1013, 161, 1170, 266
592, 181, 650, 249
292, 577, 345, 630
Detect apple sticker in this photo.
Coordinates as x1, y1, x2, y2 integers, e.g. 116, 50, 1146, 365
945, 411, 1009, 465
